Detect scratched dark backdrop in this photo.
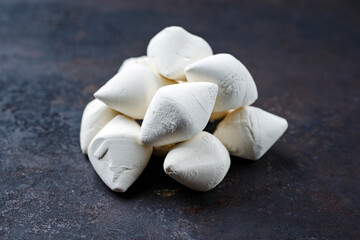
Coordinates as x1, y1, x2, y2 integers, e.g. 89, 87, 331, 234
1, 0, 359, 239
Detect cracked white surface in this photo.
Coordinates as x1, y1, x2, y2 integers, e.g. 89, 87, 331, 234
88, 115, 153, 192
214, 106, 288, 160
79, 99, 118, 154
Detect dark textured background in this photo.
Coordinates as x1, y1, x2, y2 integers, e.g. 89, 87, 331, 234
1, 0, 359, 239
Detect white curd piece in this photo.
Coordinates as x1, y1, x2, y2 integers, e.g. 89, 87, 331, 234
79, 25, 289, 193
147, 26, 213, 80
118, 56, 156, 73
88, 115, 153, 192
80, 99, 118, 154
185, 53, 258, 112
140, 82, 218, 146
214, 106, 288, 160
94, 63, 174, 119
163, 132, 230, 192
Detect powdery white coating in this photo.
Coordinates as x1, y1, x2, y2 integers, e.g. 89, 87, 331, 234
94, 63, 174, 119
147, 26, 213, 80
118, 56, 157, 73
140, 82, 218, 146
80, 99, 118, 154
185, 53, 258, 112
88, 115, 153, 192
163, 132, 230, 192
153, 143, 176, 157
214, 106, 288, 160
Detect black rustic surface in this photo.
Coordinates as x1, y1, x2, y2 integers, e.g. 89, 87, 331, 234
1, 0, 359, 239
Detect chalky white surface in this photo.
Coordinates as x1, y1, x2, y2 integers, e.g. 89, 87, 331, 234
95, 63, 174, 119
185, 53, 258, 112
80, 99, 118, 154
164, 132, 230, 191
118, 55, 157, 73
88, 115, 153, 192
147, 26, 213, 80
140, 82, 218, 146
214, 106, 288, 160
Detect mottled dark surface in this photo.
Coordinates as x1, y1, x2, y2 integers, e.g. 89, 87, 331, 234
1, 0, 359, 239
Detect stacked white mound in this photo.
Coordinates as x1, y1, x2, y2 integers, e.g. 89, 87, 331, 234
80, 26, 288, 192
